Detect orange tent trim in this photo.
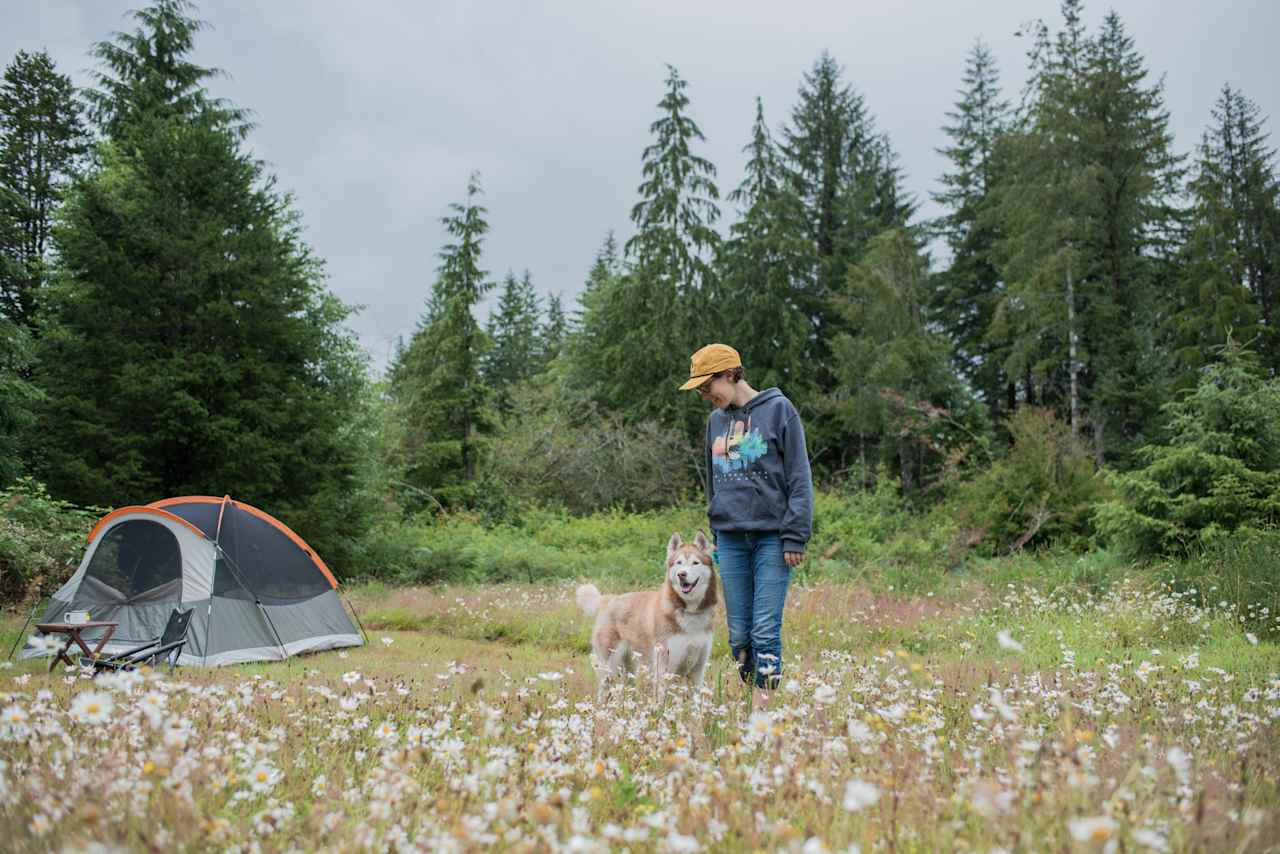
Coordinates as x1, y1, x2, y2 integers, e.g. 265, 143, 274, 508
87, 506, 210, 545
146, 495, 339, 589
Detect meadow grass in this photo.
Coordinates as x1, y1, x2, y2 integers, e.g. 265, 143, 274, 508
0, 567, 1277, 852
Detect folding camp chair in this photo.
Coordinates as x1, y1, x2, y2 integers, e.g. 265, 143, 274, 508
82, 608, 193, 673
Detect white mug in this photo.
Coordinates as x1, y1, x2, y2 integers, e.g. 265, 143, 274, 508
65, 610, 90, 624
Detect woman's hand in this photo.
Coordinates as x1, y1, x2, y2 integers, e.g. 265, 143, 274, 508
784, 551, 804, 568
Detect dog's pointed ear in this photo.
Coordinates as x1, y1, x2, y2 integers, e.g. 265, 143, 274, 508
667, 531, 683, 560
694, 529, 711, 554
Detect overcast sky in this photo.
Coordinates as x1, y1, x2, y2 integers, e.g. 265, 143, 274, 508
6, 1, 1277, 371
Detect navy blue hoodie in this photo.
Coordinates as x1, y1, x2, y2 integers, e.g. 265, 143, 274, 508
705, 388, 814, 553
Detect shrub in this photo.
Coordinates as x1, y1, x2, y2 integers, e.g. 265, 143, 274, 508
1161, 529, 1280, 638
480, 379, 699, 515
0, 477, 102, 605
943, 408, 1104, 555
1094, 345, 1280, 558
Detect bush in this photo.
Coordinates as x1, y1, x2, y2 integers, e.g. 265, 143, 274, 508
480, 379, 699, 515
943, 408, 1104, 555
1094, 346, 1280, 558
0, 477, 102, 605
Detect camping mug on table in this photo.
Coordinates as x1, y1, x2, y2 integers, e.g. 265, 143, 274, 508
65, 610, 90, 624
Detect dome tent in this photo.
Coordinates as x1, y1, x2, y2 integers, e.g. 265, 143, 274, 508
22, 496, 363, 666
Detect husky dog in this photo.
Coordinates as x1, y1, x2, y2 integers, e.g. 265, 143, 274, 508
576, 531, 719, 697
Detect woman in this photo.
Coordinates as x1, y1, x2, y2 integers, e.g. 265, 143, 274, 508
679, 343, 813, 711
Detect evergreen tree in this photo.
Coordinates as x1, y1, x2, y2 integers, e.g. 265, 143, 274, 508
36, 0, 372, 564
0, 50, 88, 328
994, 2, 1181, 462
578, 66, 720, 433
1172, 85, 1280, 377
930, 39, 1013, 418
385, 174, 493, 506
540, 292, 567, 368
483, 269, 541, 412
0, 316, 39, 485
780, 52, 916, 342
829, 229, 985, 492
717, 96, 810, 394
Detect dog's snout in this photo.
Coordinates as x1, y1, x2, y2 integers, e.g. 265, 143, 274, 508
677, 570, 688, 580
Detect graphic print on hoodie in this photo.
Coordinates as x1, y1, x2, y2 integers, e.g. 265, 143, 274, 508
705, 388, 814, 554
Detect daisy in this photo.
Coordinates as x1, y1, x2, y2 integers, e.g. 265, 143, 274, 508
1067, 816, 1118, 843
247, 761, 282, 794
70, 690, 115, 725
842, 779, 881, 811
996, 631, 1025, 653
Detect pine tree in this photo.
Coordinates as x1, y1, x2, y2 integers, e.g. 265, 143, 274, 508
385, 174, 494, 506
994, 2, 1181, 461
829, 229, 985, 492
540, 292, 567, 368
0, 50, 88, 328
717, 96, 810, 394
931, 39, 1013, 418
484, 269, 541, 411
1173, 85, 1280, 377
36, 0, 372, 563
576, 66, 720, 433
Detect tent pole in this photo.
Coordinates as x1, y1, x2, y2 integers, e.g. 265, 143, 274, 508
217, 546, 289, 664
7, 598, 42, 661
343, 591, 368, 646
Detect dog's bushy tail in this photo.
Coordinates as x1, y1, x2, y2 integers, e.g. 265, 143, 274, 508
575, 584, 603, 617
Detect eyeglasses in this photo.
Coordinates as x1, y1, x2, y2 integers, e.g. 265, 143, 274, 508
696, 375, 717, 395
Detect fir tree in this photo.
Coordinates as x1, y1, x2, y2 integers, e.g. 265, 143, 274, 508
994, 2, 1181, 461
718, 96, 810, 394
540, 292, 567, 368
484, 269, 541, 412
36, 0, 372, 563
0, 50, 88, 328
386, 174, 494, 506
578, 66, 720, 434
1173, 85, 1280, 376
930, 39, 1013, 418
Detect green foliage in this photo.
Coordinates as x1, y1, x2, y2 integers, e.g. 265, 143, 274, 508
827, 228, 991, 494
0, 316, 39, 486
1169, 84, 1280, 378
479, 376, 699, 515
0, 48, 88, 328
930, 39, 1013, 421
993, 5, 1182, 461
0, 477, 101, 603
1094, 345, 1280, 557
32, 0, 374, 562
945, 407, 1103, 554
384, 174, 495, 509
483, 270, 541, 412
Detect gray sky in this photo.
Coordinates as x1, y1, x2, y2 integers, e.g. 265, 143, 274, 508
6, 1, 1278, 371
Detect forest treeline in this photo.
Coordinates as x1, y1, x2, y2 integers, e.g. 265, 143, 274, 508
1, 0, 1278, 596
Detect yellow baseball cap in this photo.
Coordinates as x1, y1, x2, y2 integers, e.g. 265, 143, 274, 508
678, 343, 742, 391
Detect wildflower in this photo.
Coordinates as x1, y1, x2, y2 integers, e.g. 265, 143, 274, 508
2, 704, 27, 727
381, 636, 394, 647
311, 774, 328, 797
70, 690, 115, 725
341, 671, 361, 686
1166, 746, 1191, 783
538, 671, 563, 682
1245, 633, 1259, 646
1132, 827, 1169, 852
996, 631, 1024, 653
28, 813, 51, 836
813, 683, 837, 705
847, 719, 874, 743
1067, 816, 1118, 843
247, 761, 282, 794
842, 779, 881, 811
663, 831, 700, 853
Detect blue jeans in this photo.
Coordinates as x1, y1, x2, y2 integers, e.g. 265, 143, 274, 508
715, 531, 791, 689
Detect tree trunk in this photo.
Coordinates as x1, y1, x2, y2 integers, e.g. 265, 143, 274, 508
1066, 259, 1080, 437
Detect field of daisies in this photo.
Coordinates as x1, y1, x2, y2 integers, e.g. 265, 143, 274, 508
1, 577, 1277, 853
